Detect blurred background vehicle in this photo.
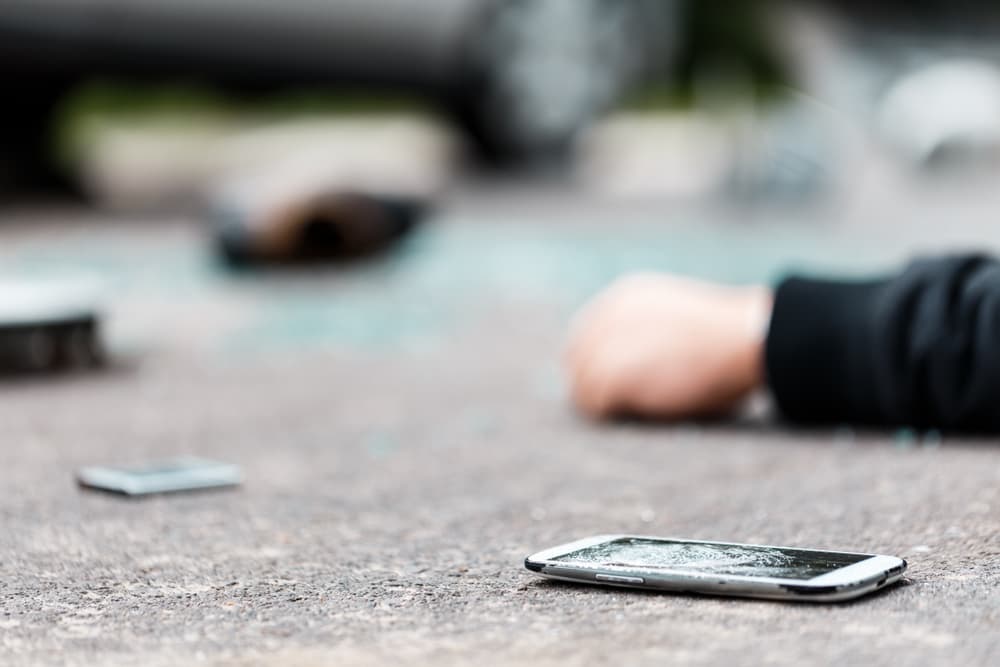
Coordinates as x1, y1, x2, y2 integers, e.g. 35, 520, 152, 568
7, 0, 1000, 205
0, 0, 679, 195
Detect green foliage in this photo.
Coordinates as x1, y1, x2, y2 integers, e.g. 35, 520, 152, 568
624, 0, 789, 109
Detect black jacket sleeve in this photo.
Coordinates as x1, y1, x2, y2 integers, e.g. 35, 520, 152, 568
765, 254, 1000, 431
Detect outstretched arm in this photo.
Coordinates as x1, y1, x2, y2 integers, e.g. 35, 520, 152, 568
567, 255, 1000, 431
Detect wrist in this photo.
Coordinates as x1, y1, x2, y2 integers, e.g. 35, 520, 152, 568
735, 285, 773, 392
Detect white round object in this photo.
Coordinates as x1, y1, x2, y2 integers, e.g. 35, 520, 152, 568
0, 278, 103, 328
879, 59, 1000, 164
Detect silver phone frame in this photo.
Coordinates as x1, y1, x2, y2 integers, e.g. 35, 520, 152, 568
525, 534, 907, 602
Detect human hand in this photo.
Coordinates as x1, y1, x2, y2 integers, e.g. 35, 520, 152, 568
566, 273, 773, 420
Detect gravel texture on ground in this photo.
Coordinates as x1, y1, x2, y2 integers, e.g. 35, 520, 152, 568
1, 191, 999, 666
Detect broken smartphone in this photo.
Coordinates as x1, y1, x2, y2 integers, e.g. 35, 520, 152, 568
525, 535, 906, 602
76, 458, 242, 496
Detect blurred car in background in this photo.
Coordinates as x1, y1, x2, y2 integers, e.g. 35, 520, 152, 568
0, 0, 678, 194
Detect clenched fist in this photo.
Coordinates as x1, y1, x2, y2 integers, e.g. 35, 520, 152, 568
566, 273, 773, 420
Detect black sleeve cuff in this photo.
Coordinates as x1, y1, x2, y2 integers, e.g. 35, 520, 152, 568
765, 275, 888, 424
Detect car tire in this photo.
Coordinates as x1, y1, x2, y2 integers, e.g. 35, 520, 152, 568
449, 0, 656, 164
0, 79, 75, 197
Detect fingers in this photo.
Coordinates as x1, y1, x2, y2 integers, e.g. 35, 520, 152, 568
565, 274, 666, 419
568, 346, 623, 419
566, 314, 609, 418
565, 283, 627, 419
564, 271, 748, 422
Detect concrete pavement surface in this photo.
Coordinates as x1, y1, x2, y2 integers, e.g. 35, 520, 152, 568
1, 181, 999, 666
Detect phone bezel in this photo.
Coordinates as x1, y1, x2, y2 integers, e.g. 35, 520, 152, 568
525, 534, 907, 602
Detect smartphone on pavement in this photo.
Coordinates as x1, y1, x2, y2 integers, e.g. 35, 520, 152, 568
525, 535, 907, 602
76, 458, 242, 496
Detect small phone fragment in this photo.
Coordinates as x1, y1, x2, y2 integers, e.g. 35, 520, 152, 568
0, 278, 105, 374
76, 458, 242, 496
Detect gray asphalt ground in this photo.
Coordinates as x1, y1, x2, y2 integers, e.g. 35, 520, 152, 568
2, 177, 1000, 666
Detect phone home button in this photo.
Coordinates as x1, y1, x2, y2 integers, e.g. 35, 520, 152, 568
596, 574, 644, 584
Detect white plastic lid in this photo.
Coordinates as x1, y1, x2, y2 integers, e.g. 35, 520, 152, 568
0, 277, 103, 327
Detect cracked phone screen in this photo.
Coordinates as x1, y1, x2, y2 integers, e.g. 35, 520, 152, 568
552, 538, 868, 579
